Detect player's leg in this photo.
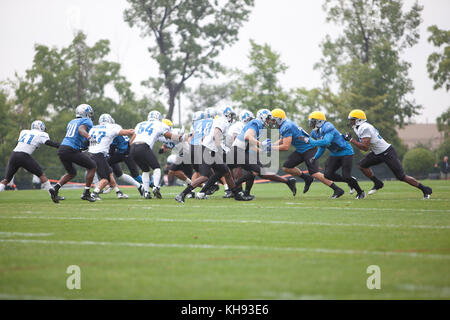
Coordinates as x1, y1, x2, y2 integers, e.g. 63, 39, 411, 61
131, 144, 153, 199
384, 146, 432, 199
0, 152, 21, 192
282, 151, 313, 194
340, 155, 364, 199
49, 147, 80, 203
20, 153, 55, 193
144, 147, 162, 199
358, 152, 385, 195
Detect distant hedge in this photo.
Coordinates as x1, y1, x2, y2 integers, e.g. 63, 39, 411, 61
402, 147, 435, 178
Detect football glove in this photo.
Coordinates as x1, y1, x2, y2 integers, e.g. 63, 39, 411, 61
342, 133, 352, 141
261, 139, 271, 152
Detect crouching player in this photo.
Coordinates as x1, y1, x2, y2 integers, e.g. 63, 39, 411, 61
345, 109, 432, 199
305, 111, 365, 199
0, 120, 60, 195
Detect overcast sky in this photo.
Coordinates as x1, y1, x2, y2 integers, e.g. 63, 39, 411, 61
0, 0, 449, 124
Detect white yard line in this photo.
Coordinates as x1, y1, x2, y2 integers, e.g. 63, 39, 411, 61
0, 215, 448, 230
0, 232, 53, 237
0, 238, 449, 260
0, 293, 66, 300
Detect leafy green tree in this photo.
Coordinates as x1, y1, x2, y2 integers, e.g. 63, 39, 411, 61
310, 0, 423, 147
436, 138, 450, 162
436, 107, 450, 139
427, 25, 450, 91
402, 147, 435, 178
124, 0, 255, 120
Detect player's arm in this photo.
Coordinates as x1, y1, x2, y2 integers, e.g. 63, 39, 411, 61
307, 132, 333, 147
44, 140, 60, 148
129, 133, 136, 145
78, 124, 91, 139
271, 136, 292, 151
244, 129, 262, 152
164, 130, 185, 142
213, 127, 223, 150
314, 146, 327, 160
119, 129, 135, 136
349, 137, 370, 151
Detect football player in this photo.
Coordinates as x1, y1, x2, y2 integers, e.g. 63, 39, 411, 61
88, 113, 135, 200
270, 108, 345, 199
175, 107, 251, 203
344, 109, 433, 199
130, 110, 185, 199
303, 111, 365, 199
229, 109, 297, 199
49, 104, 97, 203
0, 120, 60, 195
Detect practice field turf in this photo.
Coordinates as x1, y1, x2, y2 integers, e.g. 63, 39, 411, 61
0, 180, 449, 300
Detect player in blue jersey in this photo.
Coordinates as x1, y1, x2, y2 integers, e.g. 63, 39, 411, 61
270, 108, 345, 199
48, 104, 97, 203
304, 111, 365, 199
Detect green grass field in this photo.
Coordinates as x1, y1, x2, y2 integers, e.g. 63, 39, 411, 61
0, 180, 449, 300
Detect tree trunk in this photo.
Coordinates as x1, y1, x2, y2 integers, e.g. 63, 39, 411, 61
167, 90, 176, 120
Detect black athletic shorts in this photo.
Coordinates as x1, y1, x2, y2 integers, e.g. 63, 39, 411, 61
90, 152, 112, 181
169, 162, 193, 178
4, 151, 43, 181
283, 148, 319, 174
130, 143, 160, 172
190, 144, 203, 172
229, 146, 262, 175
324, 155, 353, 180
108, 152, 140, 178
359, 145, 406, 180
198, 146, 229, 177
58, 145, 96, 176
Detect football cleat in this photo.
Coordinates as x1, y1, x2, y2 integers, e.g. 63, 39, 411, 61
153, 186, 162, 199
355, 191, 366, 200
223, 190, 235, 198
195, 192, 209, 200
144, 191, 152, 199
57, 195, 65, 201
331, 188, 345, 199
287, 177, 297, 196
349, 188, 355, 195
303, 175, 313, 194
234, 191, 253, 201
137, 185, 144, 197
102, 187, 112, 194
81, 192, 97, 202
368, 181, 384, 195
186, 191, 195, 199
175, 193, 185, 203
205, 183, 220, 196
91, 192, 102, 201
49, 187, 59, 204
243, 190, 255, 200
116, 191, 129, 199
422, 186, 432, 200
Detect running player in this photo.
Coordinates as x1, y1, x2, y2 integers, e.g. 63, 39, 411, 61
0, 120, 60, 195
305, 111, 365, 199
88, 113, 135, 200
130, 110, 185, 199
344, 109, 433, 199
270, 108, 345, 199
49, 104, 97, 203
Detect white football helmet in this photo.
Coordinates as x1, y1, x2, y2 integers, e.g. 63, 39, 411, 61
31, 120, 46, 132
239, 110, 254, 123
205, 107, 217, 119
148, 110, 162, 122
98, 113, 115, 125
75, 104, 94, 119
220, 106, 236, 123
256, 109, 272, 127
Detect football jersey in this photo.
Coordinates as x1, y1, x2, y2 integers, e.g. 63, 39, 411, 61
61, 117, 94, 150
13, 129, 50, 155
233, 119, 264, 150
309, 122, 353, 157
190, 119, 213, 146
279, 119, 315, 154
202, 117, 231, 152
111, 135, 130, 155
354, 122, 391, 155
226, 121, 244, 148
133, 120, 170, 149
88, 123, 123, 155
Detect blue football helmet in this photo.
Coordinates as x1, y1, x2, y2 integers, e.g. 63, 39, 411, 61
75, 104, 94, 119
31, 120, 46, 132
98, 113, 115, 125
239, 110, 254, 123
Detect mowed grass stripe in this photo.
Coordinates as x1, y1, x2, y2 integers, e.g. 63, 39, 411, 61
1, 238, 449, 260
0, 215, 449, 230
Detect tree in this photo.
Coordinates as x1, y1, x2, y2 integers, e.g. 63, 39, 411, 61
310, 0, 423, 146
436, 107, 450, 139
186, 81, 236, 114
402, 147, 434, 178
427, 25, 450, 91
123, 0, 255, 120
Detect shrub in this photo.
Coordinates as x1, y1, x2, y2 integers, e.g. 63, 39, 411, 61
402, 147, 435, 178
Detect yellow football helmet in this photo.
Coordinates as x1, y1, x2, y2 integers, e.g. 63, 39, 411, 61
348, 109, 367, 127
162, 119, 173, 128
308, 111, 326, 128
271, 108, 286, 128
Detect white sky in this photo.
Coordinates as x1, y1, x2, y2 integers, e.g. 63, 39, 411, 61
0, 0, 449, 124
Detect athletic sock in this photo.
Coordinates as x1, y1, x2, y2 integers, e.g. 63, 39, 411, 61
370, 176, 383, 186
120, 174, 140, 187
84, 186, 90, 194
200, 173, 222, 193
224, 184, 229, 191
348, 177, 362, 194
244, 175, 255, 194
185, 178, 192, 185
41, 180, 51, 191
182, 184, 194, 196
417, 183, 427, 192
142, 172, 150, 192
133, 175, 143, 184
329, 183, 340, 191
54, 183, 61, 192
94, 187, 101, 194
153, 168, 161, 188
0, 184, 5, 192
114, 186, 120, 193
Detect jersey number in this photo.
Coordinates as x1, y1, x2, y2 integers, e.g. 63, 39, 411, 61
90, 131, 106, 143
138, 123, 154, 136
66, 123, 77, 138
18, 133, 35, 144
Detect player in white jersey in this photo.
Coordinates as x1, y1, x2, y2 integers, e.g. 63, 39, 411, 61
87, 114, 135, 200
175, 107, 252, 203
130, 110, 186, 199
344, 109, 432, 199
0, 120, 60, 195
